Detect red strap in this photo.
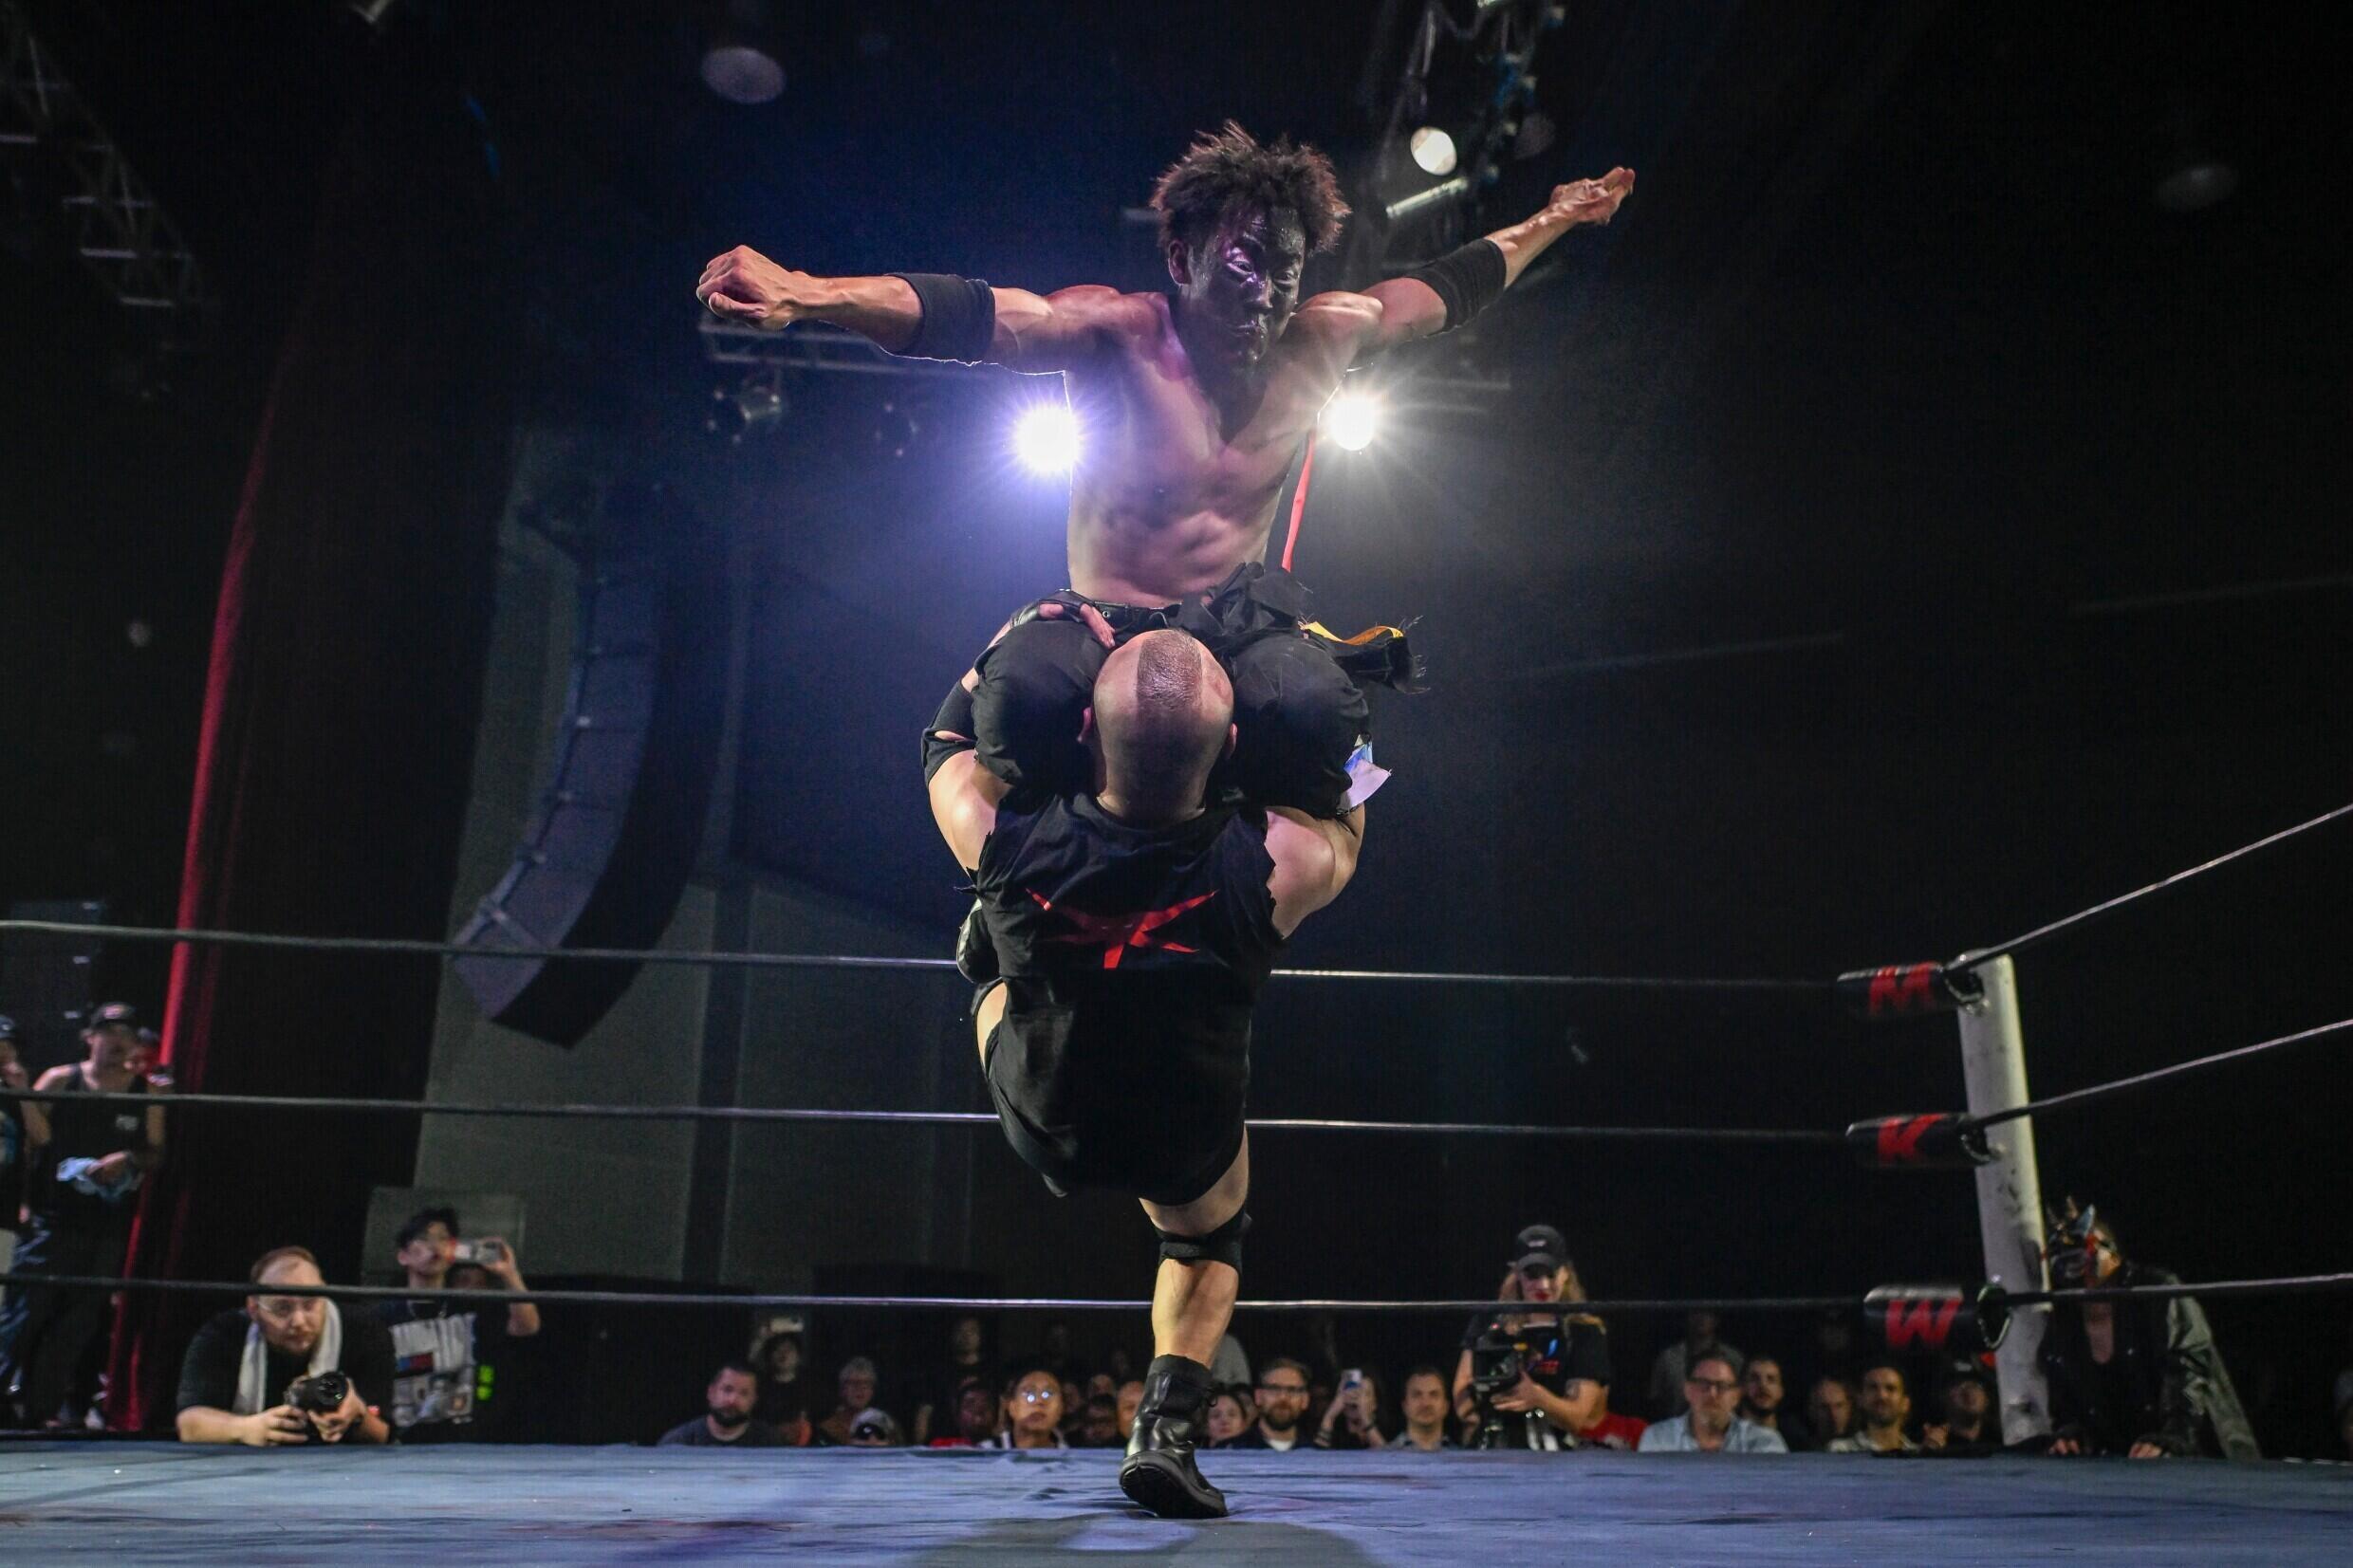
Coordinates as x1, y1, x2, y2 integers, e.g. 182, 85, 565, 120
1280, 431, 1317, 573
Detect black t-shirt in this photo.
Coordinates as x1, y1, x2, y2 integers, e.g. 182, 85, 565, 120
176, 1307, 398, 1434
1460, 1312, 1614, 1451
29, 1066, 150, 1226
377, 1299, 515, 1442
658, 1416, 785, 1447
754, 1375, 807, 1428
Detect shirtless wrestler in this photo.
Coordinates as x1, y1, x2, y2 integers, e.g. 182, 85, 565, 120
926, 627, 1362, 1518
699, 123, 1634, 815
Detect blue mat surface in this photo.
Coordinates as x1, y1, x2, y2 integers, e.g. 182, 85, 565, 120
1, 1443, 2346, 1564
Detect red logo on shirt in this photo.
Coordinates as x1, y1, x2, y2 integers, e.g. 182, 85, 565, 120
1028, 890, 1215, 969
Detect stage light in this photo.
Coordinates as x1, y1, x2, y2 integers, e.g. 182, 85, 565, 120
1323, 392, 1379, 452
1014, 403, 1082, 473
1409, 126, 1459, 176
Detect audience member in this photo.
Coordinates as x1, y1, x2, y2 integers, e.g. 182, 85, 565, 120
1921, 1360, 1999, 1455
1312, 1366, 1386, 1449
1115, 1378, 1145, 1442
845, 1406, 901, 1447
0, 1004, 163, 1428
0, 1019, 34, 1275
175, 1245, 394, 1446
2038, 1199, 2258, 1459
1204, 1385, 1254, 1448
1076, 1392, 1123, 1448
1392, 1366, 1458, 1452
1573, 1387, 1649, 1451
818, 1356, 885, 1446
926, 1375, 1002, 1448
984, 1365, 1066, 1449
1807, 1374, 1857, 1447
1230, 1357, 1312, 1450
910, 1314, 989, 1445
1647, 1309, 1746, 1419
1827, 1363, 1919, 1453
750, 1327, 810, 1438
376, 1206, 542, 1442
1738, 1356, 1806, 1449
1452, 1224, 1610, 1450
1638, 1352, 1788, 1452
658, 1360, 784, 1447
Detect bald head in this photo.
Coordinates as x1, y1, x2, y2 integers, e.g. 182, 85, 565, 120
1091, 631, 1233, 821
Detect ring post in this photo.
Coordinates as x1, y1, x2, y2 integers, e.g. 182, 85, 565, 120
1955, 954, 2051, 1442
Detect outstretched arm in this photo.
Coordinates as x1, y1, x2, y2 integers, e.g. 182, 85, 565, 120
696, 250, 1152, 373
1296, 169, 1635, 363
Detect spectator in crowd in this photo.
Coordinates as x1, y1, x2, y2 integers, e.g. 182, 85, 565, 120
912, 1315, 991, 1445
1738, 1355, 1806, 1449
984, 1365, 1066, 1449
845, 1407, 901, 1447
1452, 1225, 1610, 1451
175, 1245, 394, 1446
0, 1017, 38, 1275
819, 1356, 885, 1446
750, 1327, 808, 1433
1077, 1392, 1123, 1448
1638, 1352, 1788, 1452
1922, 1360, 1999, 1455
1115, 1378, 1145, 1443
1392, 1366, 1458, 1452
1312, 1366, 1386, 1449
1573, 1388, 1648, 1451
0, 1004, 163, 1428
376, 1206, 542, 1442
1203, 1385, 1254, 1448
2038, 1199, 2258, 1459
1827, 1363, 1919, 1453
1648, 1309, 1745, 1419
1807, 1374, 1857, 1447
658, 1359, 783, 1447
1037, 1320, 1077, 1381
926, 1375, 1002, 1448
1230, 1357, 1312, 1450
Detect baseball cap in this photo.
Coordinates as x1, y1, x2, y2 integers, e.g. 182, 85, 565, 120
87, 1002, 140, 1032
848, 1407, 899, 1442
1513, 1224, 1568, 1273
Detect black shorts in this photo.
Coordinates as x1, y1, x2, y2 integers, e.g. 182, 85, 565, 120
978, 984, 1247, 1208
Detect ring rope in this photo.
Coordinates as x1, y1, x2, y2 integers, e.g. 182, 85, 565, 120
0, 1086, 1841, 1145
9, 1270, 2350, 1312
0, 1273, 1859, 1314
1969, 1013, 2353, 1132
1953, 799, 2353, 970
0, 918, 1825, 994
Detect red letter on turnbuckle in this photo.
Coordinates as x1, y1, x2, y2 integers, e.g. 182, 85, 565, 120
1876, 1115, 1940, 1164
1867, 965, 1937, 1016
1883, 1296, 1961, 1350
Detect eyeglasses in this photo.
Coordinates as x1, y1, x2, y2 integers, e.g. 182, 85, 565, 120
1016, 1389, 1057, 1404
1686, 1377, 1740, 1393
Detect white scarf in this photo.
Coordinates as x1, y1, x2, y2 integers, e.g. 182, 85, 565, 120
233, 1301, 343, 1415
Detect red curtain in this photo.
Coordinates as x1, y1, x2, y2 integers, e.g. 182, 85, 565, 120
108, 57, 512, 1430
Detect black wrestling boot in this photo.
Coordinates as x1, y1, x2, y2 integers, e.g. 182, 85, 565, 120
1120, 1355, 1227, 1520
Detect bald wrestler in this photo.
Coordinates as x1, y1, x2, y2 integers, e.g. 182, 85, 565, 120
928, 628, 1362, 1518
702, 122, 1633, 816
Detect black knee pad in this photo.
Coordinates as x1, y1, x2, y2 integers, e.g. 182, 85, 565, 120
1157, 1209, 1250, 1271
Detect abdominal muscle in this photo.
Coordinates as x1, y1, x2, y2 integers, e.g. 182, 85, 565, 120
1066, 494, 1282, 606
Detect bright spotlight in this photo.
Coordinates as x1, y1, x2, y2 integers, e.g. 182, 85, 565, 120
1409, 126, 1459, 176
1014, 403, 1082, 473
1324, 392, 1379, 452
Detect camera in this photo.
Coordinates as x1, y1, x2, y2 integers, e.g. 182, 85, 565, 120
287, 1370, 351, 1416
451, 1239, 505, 1266
1466, 1324, 1530, 1449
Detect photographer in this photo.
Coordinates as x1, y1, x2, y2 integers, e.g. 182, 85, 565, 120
176, 1246, 394, 1446
376, 1206, 541, 1442
1451, 1224, 1610, 1451
1311, 1366, 1387, 1449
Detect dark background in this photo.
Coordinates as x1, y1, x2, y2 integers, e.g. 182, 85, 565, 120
2, 1, 2346, 1450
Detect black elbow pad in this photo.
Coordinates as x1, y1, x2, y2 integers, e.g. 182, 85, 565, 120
1402, 238, 1508, 331
890, 273, 996, 362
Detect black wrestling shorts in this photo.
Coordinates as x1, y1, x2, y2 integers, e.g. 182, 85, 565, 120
978, 984, 1248, 1208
